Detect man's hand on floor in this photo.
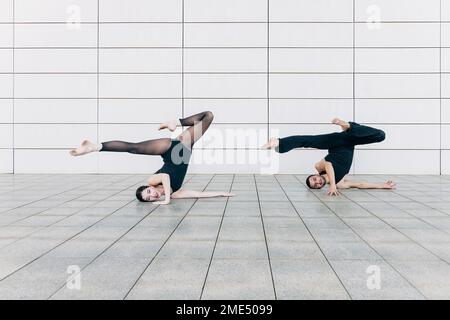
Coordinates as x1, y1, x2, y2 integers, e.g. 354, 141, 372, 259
382, 180, 397, 189
327, 185, 340, 196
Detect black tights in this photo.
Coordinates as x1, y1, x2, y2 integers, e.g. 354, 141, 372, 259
100, 111, 214, 155
278, 122, 385, 153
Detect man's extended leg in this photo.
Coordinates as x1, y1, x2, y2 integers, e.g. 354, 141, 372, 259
346, 122, 385, 146
270, 132, 348, 154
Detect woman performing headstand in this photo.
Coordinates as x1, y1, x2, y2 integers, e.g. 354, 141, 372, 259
262, 118, 396, 196
70, 111, 234, 205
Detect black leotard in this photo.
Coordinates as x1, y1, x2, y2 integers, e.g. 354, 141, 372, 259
155, 139, 191, 193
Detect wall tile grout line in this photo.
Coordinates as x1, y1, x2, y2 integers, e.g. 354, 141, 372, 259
12, 0, 15, 174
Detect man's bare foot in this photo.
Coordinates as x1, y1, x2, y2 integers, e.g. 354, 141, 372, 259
261, 138, 280, 150
158, 120, 178, 132
69, 140, 101, 156
332, 118, 351, 131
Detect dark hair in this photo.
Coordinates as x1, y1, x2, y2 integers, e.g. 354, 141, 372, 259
135, 185, 149, 202
305, 175, 315, 189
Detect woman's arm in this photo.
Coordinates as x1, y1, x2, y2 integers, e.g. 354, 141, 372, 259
171, 189, 235, 199
148, 173, 172, 205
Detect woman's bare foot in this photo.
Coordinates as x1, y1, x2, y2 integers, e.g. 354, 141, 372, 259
261, 137, 280, 150
332, 118, 351, 131
69, 140, 101, 156
158, 120, 179, 132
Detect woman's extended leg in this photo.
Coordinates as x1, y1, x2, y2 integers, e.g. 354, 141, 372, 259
70, 138, 171, 156
160, 111, 214, 148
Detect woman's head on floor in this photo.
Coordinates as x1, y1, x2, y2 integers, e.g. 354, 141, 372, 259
136, 185, 161, 202
306, 174, 326, 190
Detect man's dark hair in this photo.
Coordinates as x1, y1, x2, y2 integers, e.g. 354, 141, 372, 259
135, 185, 149, 202
305, 175, 315, 189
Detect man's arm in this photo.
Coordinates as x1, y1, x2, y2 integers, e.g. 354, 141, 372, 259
338, 180, 396, 190
324, 161, 339, 196
315, 159, 326, 173
171, 189, 235, 199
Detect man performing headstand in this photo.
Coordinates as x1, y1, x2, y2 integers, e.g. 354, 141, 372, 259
262, 118, 396, 196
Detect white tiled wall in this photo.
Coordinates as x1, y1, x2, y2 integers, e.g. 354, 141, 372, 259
1, 0, 448, 174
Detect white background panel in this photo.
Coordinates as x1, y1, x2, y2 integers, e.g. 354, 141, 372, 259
443, 100, 450, 123
14, 124, 97, 148
14, 49, 97, 72
355, 0, 441, 22
442, 151, 450, 175
99, 74, 182, 98
188, 149, 296, 174
99, 24, 181, 47
444, 1, 450, 21
276, 150, 329, 174
0, 75, 13, 98
270, 49, 353, 72
443, 49, 450, 72
14, 99, 97, 123
270, 0, 353, 22
0, 100, 13, 123
443, 24, 450, 47
99, 0, 182, 22
443, 75, 450, 98
442, 125, 450, 149
356, 124, 440, 150
99, 99, 182, 123
354, 150, 440, 174
15, 0, 98, 22
270, 124, 341, 138
99, 49, 182, 72
0, 25, 13, 47
0, 0, 13, 22
269, 99, 353, 123
185, 0, 267, 22
0, 49, 13, 72
184, 99, 267, 123
355, 48, 440, 73
15, 24, 97, 47
355, 74, 440, 98
98, 124, 171, 144
14, 150, 98, 173
0, 124, 13, 148
98, 152, 163, 174
355, 23, 440, 47
355, 99, 441, 123
184, 74, 266, 98
185, 24, 266, 47
270, 74, 353, 98
15, 74, 97, 98
270, 23, 353, 47
0, 150, 13, 173
191, 124, 267, 149
185, 49, 266, 72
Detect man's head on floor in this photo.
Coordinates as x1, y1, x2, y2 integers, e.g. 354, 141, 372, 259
306, 174, 326, 190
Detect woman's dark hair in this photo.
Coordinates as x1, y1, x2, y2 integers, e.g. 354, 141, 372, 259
135, 185, 149, 202
305, 175, 315, 189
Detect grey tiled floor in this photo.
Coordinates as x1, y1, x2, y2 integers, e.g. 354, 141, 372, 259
1, 174, 450, 300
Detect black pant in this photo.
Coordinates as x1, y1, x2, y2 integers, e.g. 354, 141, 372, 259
277, 122, 385, 153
